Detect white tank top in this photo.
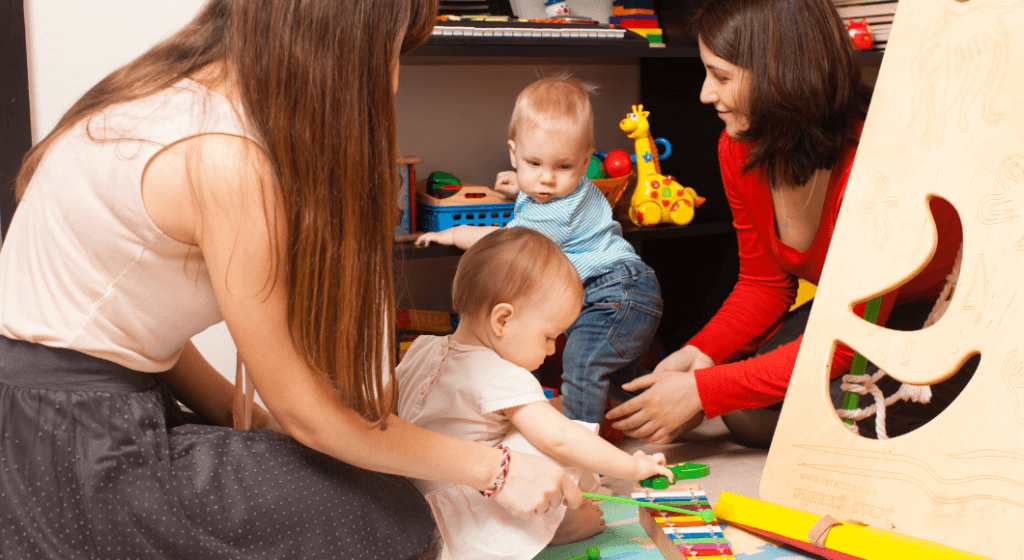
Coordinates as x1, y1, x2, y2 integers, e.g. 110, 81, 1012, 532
0, 79, 253, 372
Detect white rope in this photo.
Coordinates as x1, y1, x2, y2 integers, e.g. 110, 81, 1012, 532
837, 244, 962, 439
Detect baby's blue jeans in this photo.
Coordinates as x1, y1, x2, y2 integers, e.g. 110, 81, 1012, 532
560, 260, 663, 423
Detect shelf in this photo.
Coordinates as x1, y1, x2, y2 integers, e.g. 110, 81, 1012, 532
403, 42, 698, 61
395, 241, 464, 260
621, 220, 735, 242
394, 220, 735, 260
860, 50, 884, 63
405, 39, 882, 64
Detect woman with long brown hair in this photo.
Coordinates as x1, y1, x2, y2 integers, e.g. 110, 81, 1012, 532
0, 1, 580, 557
607, 0, 965, 445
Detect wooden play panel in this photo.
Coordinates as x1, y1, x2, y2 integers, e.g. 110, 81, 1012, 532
761, 0, 1024, 558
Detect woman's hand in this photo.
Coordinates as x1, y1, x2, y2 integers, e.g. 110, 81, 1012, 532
652, 345, 715, 374
494, 452, 583, 517
606, 369, 705, 444
251, 406, 288, 435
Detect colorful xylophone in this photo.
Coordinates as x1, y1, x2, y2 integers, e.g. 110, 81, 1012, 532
635, 489, 735, 560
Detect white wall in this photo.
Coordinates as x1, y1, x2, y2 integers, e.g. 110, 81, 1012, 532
397, 62, 640, 189
23, 0, 241, 387
24, 1, 208, 140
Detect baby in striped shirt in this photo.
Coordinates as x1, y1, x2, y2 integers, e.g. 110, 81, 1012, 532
416, 75, 664, 425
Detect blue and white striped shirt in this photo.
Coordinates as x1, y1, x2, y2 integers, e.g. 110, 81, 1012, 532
505, 176, 639, 282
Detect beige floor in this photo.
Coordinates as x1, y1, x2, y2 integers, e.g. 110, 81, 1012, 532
603, 416, 769, 506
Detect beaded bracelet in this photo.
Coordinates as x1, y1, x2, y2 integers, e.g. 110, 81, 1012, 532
481, 444, 511, 497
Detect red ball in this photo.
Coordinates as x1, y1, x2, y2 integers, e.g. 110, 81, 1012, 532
603, 149, 633, 178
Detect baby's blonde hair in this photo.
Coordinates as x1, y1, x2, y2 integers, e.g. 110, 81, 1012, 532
508, 74, 596, 154
453, 228, 582, 322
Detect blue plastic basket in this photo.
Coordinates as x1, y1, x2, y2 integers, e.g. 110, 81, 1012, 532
418, 201, 516, 232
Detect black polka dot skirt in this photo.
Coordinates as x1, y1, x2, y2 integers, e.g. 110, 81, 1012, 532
0, 336, 436, 559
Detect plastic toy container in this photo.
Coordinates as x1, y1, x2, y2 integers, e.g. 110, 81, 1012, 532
416, 183, 516, 232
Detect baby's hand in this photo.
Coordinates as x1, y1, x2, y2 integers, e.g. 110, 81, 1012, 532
494, 170, 520, 197
414, 229, 455, 247
631, 450, 674, 482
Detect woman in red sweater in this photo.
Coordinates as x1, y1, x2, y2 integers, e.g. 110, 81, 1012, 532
607, 0, 966, 445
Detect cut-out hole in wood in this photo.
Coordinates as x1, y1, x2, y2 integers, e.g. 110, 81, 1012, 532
832, 195, 968, 437
826, 337, 980, 439
849, 196, 963, 331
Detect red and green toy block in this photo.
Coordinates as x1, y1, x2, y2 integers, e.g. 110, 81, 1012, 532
609, 0, 662, 45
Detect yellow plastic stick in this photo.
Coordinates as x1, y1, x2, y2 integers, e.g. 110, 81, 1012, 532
714, 492, 987, 559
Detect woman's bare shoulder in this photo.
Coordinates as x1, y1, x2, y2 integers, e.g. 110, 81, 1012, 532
142, 133, 273, 245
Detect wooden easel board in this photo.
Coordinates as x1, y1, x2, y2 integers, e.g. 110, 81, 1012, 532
761, 1, 1024, 558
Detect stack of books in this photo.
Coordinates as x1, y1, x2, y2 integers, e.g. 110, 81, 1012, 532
609, 0, 663, 47
437, 0, 513, 17
833, 0, 898, 51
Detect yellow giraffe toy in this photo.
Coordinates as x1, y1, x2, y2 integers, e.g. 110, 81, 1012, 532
620, 104, 705, 227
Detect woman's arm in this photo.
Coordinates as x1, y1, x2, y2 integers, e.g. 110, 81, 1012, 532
506, 401, 672, 481
693, 293, 902, 419
156, 341, 283, 432
145, 133, 580, 515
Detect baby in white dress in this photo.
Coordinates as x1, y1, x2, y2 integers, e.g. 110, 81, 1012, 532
396, 227, 673, 560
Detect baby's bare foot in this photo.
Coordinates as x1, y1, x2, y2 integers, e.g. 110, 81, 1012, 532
550, 499, 605, 545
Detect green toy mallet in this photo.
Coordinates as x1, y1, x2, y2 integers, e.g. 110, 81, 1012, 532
581, 493, 717, 523
563, 546, 601, 560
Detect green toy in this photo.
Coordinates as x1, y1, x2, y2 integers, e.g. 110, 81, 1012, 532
586, 153, 604, 180
640, 462, 710, 489
425, 171, 462, 199
563, 545, 601, 560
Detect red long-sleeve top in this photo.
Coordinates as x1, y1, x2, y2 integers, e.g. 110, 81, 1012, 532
690, 129, 962, 419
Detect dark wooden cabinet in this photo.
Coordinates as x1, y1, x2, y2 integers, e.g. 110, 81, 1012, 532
396, 4, 883, 351
1, 1, 32, 239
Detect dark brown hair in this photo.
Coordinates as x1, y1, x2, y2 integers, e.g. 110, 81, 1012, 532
16, 0, 437, 425
452, 228, 582, 322
692, 0, 870, 187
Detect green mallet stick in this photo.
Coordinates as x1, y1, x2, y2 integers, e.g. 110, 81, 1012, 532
563, 545, 601, 560
581, 493, 716, 522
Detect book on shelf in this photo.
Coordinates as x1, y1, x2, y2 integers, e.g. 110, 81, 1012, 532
439, 0, 513, 16
397, 308, 456, 334
857, 14, 895, 25
870, 22, 892, 42
832, 0, 896, 5
835, 1, 898, 19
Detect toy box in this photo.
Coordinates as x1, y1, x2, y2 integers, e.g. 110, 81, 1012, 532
416, 181, 516, 232
396, 156, 423, 236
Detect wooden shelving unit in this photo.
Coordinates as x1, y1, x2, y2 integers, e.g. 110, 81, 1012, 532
396, 0, 884, 349
397, 221, 736, 260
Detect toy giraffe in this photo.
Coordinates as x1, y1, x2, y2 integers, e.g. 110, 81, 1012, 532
620, 104, 705, 227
